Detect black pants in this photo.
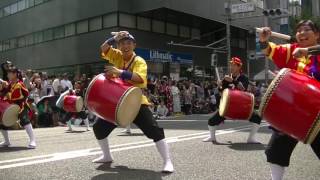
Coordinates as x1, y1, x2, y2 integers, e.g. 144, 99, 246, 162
208, 110, 262, 126
183, 104, 192, 115
93, 105, 165, 142
62, 111, 87, 123
265, 130, 320, 167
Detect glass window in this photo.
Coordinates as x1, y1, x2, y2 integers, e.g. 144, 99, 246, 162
119, 13, 136, 28
3, 40, 10, 51
191, 28, 201, 40
53, 26, 65, 39
26, 0, 35, 8
76, 20, 88, 34
239, 39, 246, 48
166, 23, 178, 36
89, 16, 102, 31
179, 25, 190, 38
152, 20, 165, 33
10, 3, 18, 14
18, 36, 26, 47
137, 16, 151, 31
35, 0, 43, 5
231, 38, 239, 47
18, 0, 26, 11
9, 39, 17, 49
34, 32, 43, 43
43, 29, 53, 41
103, 13, 117, 28
65, 23, 75, 37
25, 34, 34, 45
4, 6, 11, 16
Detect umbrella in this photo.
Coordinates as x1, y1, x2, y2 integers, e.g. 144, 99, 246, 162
36, 95, 58, 108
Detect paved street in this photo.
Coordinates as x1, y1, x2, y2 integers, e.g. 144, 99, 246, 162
0, 114, 319, 180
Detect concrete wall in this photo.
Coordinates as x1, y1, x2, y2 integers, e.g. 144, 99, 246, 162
0, 0, 255, 77
0, 0, 118, 39
119, 0, 265, 29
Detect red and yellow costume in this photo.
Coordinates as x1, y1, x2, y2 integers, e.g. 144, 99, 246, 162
1, 80, 31, 127
267, 42, 320, 73
263, 41, 320, 169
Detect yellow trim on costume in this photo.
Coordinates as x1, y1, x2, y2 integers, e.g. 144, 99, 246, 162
285, 44, 291, 64
297, 62, 306, 72
267, 42, 277, 60
9, 82, 25, 101
296, 56, 311, 73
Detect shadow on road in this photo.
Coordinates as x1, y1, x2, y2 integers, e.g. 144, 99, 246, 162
91, 163, 171, 180
0, 146, 31, 152
117, 133, 145, 137
227, 143, 267, 151
65, 130, 88, 133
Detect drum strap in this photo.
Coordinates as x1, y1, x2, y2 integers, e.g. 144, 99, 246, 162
123, 55, 137, 71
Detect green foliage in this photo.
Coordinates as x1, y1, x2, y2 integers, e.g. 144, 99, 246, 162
289, 8, 320, 36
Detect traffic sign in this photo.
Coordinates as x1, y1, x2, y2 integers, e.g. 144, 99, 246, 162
231, 3, 255, 14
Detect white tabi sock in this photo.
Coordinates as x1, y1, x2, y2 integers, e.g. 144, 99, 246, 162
24, 123, 36, 148
92, 138, 113, 163
270, 163, 285, 180
155, 139, 174, 173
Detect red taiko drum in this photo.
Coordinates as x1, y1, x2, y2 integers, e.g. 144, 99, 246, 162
84, 74, 142, 127
0, 100, 20, 127
63, 95, 84, 112
259, 68, 320, 144
219, 89, 255, 120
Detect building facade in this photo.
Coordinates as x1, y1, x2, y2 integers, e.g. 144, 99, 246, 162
0, 0, 266, 80
302, 0, 320, 17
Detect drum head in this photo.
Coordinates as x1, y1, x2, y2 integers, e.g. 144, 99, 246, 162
2, 104, 20, 127
258, 68, 289, 116
116, 87, 142, 127
219, 89, 230, 117
75, 96, 84, 112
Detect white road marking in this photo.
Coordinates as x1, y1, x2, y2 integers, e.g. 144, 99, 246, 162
0, 123, 268, 170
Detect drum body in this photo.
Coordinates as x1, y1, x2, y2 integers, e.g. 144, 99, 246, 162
259, 68, 320, 144
0, 100, 20, 127
85, 74, 142, 127
63, 95, 83, 112
219, 89, 254, 120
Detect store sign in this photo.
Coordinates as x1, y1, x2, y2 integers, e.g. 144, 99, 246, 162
135, 48, 193, 64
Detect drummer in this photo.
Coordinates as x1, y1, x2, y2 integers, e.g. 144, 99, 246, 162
93, 31, 174, 173
0, 66, 36, 148
259, 20, 320, 180
202, 57, 262, 144
56, 81, 90, 131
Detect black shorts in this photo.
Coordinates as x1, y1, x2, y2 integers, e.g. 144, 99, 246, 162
265, 130, 320, 167
208, 110, 261, 126
93, 105, 165, 142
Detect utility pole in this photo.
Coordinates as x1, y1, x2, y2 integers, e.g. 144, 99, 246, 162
264, 0, 269, 85
225, 0, 231, 71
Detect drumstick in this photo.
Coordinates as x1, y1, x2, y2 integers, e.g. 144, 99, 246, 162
256, 27, 291, 41
215, 67, 221, 82
308, 45, 320, 55
111, 32, 118, 36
